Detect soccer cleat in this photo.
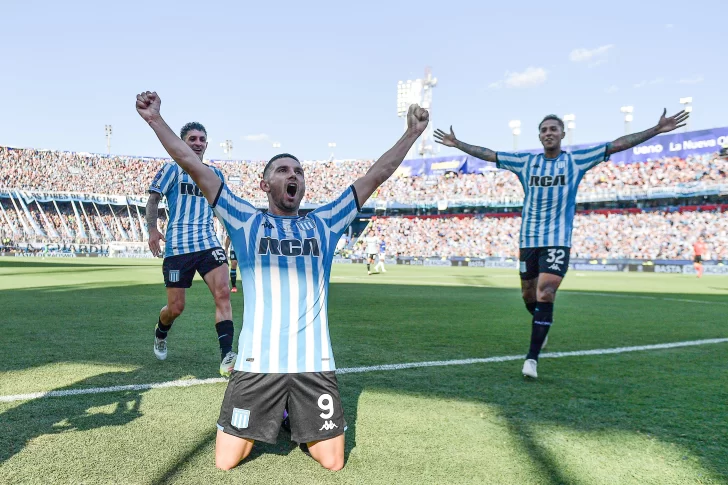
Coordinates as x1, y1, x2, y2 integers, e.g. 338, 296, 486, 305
522, 359, 538, 378
368, 271, 372, 275
220, 351, 237, 377
154, 336, 167, 361
231, 287, 238, 293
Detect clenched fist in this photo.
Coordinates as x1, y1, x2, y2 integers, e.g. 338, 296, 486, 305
407, 104, 429, 136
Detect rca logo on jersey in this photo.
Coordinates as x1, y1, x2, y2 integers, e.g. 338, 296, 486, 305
258, 237, 320, 257
180, 182, 204, 197
529, 175, 567, 187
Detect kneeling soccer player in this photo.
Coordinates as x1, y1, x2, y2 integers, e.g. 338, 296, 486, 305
137, 90, 429, 470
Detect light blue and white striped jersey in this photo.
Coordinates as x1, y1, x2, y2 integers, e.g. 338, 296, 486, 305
496, 145, 609, 248
149, 162, 225, 257
213, 183, 361, 374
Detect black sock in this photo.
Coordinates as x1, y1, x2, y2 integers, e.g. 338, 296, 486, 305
367, 263, 370, 271
526, 302, 553, 361
525, 301, 537, 316
156, 319, 172, 340
216, 320, 234, 356
230, 269, 237, 287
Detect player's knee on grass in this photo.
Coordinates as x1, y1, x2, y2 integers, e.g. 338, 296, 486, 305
311, 450, 344, 471
215, 431, 253, 470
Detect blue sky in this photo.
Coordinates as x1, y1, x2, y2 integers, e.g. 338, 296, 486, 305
1, 0, 725, 161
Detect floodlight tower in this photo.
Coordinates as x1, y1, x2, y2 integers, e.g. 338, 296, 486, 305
679, 97, 692, 132
563, 114, 576, 151
620, 106, 634, 135
509, 120, 521, 150
220, 139, 233, 159
105, 125, 112, 155
397, 67, 437, 159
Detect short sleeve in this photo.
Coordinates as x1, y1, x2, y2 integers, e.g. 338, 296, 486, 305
310, 185, 361, 238
571, 144, 609, 172
211, 184, 259, 231
148, 163, 176, 195
495, 152, 530, 175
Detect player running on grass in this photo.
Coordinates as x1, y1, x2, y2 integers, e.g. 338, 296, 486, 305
136, 90, 429, 471
435, 108, 689, 379
146, 122, 236, 377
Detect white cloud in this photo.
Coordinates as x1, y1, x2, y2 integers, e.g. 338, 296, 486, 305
634, 78, 664, 89
488, 67, 547, 89
242, 133, 270, 142
605, 85, 619, 94
678, 75, 704, 85
569, 44, 614, 62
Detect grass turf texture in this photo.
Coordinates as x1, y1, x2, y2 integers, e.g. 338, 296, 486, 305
0, 259, 726, 484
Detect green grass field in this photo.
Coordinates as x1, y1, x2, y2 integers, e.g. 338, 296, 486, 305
1, 258, 727, 484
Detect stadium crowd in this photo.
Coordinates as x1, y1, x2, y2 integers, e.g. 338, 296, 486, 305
3, 196, 725, 261
2, 146, 726, 204
365, 209, 728, 260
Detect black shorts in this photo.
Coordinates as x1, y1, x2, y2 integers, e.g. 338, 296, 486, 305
217, 371, 346, 444
519, 246, 571, 280
162, 247, 227, 288
229, 250, 237, 262
694, 255, 702, 263
368, 253, 377, 260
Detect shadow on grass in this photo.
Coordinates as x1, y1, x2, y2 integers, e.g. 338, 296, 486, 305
0, 370, 145, 465
1, 273, 727, 479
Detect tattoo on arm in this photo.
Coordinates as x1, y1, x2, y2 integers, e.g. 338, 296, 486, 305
607, 126, 661, 155
146, 193, 161, 230
454, 141, 497, 162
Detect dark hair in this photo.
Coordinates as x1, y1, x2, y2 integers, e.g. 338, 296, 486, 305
180, 122, 207, 141
262, 153, 300, 180
538, 115, 564, 131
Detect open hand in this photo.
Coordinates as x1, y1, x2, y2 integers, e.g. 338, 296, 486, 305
434, 126, 458, 147
136, 91, 161, 122
656, 108, 690, 134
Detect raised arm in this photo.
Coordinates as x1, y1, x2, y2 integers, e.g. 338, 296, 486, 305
146, 192, 165, 257
136, 91, 222, 204
434, 126, 497, 162
607, 109, 689, 156
352, 104, 429, 206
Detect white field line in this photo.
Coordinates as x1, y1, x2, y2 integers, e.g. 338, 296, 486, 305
332, 276, 728, 305
1, 338, 726, 403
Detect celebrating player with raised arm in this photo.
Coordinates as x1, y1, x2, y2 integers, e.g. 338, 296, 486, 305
137, 91, 429, 471
145, 122, 237, 377
435, 109, 689, 379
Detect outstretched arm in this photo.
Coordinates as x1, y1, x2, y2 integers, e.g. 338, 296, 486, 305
352, 104, 429, 206
434, 126, 497, 162
607, 109, 689, 155
136, 91, 222, 204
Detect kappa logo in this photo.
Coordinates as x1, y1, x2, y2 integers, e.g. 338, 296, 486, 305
169, 270, 180, 283
262, 220, 274, 230
231, 408, 250, 429
319, 420, 338, 431
548, 264, 561, 271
